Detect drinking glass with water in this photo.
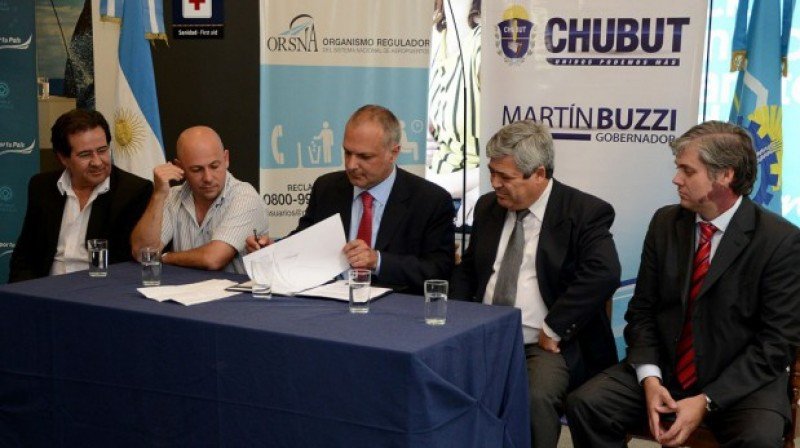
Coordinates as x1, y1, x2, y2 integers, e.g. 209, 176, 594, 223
86, 239, 108, 277
348, 269, 371, 314
140, 247, 162, 286
424, 279, 448, 325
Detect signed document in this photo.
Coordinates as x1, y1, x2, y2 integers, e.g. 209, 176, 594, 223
242, 214, 350, 295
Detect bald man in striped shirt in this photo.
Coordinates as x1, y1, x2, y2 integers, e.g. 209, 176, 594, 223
131, 126, 268, 273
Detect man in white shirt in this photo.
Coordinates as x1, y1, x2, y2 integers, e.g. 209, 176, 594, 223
9, 109, 152, 282
566, 121, 800, 447
450, 120, 621, 448
131, 126, 268, 274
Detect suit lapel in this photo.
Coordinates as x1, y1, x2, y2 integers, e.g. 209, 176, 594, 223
375, 170, 410, 250
477, 197, 507, 298
46, 180, 68, 251
536, 181, 568, 306
336, 176, 354, 235
675, 210, 695, 308
86, 168, 117, 240
697, 199, 754, 299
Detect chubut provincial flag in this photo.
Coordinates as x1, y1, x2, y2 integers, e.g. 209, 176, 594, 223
729, 0, 795, 213
100, 0, 166, 180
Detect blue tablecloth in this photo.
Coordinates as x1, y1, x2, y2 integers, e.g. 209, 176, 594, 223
0, 263, 530, 447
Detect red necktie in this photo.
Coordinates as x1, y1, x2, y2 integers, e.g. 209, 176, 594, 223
675, 221, 717, 390
356, 192, 374, 247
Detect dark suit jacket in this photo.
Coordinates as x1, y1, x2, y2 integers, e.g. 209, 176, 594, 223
451, 180, 621, 388
9, 166, 153, 283
295, 167, 455, 294
623, 198, 800, 419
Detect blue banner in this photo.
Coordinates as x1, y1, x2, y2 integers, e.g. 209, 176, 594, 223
259, 0, 431, 236
0, 0, 38, 283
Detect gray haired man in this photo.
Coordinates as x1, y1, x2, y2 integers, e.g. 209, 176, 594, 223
451, 120, 621, 448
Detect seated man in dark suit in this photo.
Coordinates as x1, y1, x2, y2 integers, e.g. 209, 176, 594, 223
9, 109, 153, 282
248, 104, 455, 294
450, 120, 621, 448
566, 121, 800, 447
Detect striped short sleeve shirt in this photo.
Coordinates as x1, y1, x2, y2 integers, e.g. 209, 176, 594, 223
159, 172, 269, 273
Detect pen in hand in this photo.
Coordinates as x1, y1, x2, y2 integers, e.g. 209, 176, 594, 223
253, 229, 266, 248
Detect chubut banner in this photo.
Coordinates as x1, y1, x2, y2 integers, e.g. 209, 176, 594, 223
0, 0, 38, 283
480, 0, 708, 352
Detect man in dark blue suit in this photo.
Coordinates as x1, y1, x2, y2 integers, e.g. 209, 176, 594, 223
566, 121, 800, 447
450, 120, 621, 448
248, 105, 455, 294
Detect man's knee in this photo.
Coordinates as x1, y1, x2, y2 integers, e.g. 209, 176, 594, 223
530, 383, 564, 409
723, 430, 783, 448
565, 383, 595, 418
713, 408, 785, 448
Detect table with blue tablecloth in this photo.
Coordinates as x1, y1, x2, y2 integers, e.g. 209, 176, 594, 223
0, 262, 530, 447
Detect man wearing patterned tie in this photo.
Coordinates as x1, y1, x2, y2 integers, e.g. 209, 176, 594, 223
566, 121, 800, 447
450, 120, 621, 448
247, 105, 455, 294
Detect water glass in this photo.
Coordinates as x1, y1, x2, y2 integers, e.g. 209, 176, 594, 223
87, 239, 108, 277
37, 76, 49, 99
140, 247, 162, 286
250, 257, 274, 299
348, 269, 371, 314
424, 279, 448, 325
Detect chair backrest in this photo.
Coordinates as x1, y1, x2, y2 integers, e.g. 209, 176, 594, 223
786, 347, 799, 448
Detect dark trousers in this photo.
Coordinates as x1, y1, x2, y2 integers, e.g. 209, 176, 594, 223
525, 344, 569, 448
565, 363, 786, 448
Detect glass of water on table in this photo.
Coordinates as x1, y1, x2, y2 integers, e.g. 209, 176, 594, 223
424, 279, 448, 325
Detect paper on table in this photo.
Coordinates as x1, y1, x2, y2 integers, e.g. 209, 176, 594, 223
299, 280, 392, 302
242, 214, 349, 295
138, 279, 239, 305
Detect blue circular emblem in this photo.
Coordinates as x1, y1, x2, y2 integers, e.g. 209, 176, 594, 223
0, 186, 12, 201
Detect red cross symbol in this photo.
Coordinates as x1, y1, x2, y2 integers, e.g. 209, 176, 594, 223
188, 0, 205, 11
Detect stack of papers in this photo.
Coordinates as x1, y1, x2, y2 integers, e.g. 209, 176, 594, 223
243, 214, 350, 295
299, 280, 392, 302
138, 279, 239, 306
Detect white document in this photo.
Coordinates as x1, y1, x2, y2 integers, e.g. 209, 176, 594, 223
242, 214, 350, 295
299, 280, 392, 302
138, 279, 240, 305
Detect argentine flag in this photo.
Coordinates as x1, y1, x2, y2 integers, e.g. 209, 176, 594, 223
729, 0, 795, 213
100, 0, 166, 180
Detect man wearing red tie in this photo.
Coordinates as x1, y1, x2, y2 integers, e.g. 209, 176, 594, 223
247, 105, 455, 294
566, 121, 800, 447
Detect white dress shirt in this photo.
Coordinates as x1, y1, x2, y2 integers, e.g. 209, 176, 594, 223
483, 179, 558, 344
50, 171, 111, 275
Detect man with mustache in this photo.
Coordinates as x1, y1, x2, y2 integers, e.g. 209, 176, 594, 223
9, 109, 152, 282
132, 126, 268, 274
450, 120, 621, 448
247, 105, 455, 294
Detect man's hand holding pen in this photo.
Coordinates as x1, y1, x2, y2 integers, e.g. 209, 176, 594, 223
246, 229, 273, 253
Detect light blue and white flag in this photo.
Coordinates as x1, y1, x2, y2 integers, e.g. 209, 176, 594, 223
730, 0, 795, 213
100, 0, 166, 180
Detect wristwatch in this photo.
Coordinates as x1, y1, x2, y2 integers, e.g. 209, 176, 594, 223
704, 394, 718, 412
